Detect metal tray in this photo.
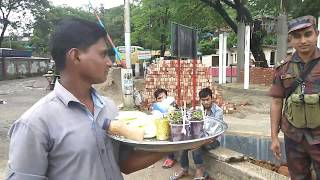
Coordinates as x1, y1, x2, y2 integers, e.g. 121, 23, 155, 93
109, 120, 227, 152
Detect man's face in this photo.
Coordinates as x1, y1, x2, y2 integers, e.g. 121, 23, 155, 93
290, 26, 319, 54
156, 92, 167, 102
200, 95, 213, 109
78, 38, 112, 84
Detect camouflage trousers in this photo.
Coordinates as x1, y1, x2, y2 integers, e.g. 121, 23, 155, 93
285, 135, 320, 180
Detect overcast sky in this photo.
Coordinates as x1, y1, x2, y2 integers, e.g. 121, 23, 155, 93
49, 0, 124, 9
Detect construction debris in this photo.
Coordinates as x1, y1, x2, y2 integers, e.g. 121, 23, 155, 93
248, 158, 289, 177
222, 102, 237, 114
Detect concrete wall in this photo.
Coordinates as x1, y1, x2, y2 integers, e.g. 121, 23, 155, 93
0, 57, 50, 80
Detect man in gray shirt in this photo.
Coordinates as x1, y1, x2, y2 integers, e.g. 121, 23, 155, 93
6, 18, 164, 180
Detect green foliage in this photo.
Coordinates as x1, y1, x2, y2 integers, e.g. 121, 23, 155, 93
31, 6, 95, 54
0, 0, 50, 47
28, 0, 319, 57
291, 0, 320, 18
131, 0, 172, 49
102, 6, 124, 46
1, 41, 26, 50
191, 110, 203, 121
263, 34, 277, 46
130, 0, 228, 52
169, 111, 183, 124
31, 5, 127, 54
248, 0, 319, 19
227, 32, 237, 49
247, 0, 280, 17
199, 39, 217, 55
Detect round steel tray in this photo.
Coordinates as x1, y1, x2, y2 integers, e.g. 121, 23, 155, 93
109, 120, 228, 152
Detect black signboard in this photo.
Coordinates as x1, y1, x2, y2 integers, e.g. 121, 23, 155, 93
171, 22, 197, 59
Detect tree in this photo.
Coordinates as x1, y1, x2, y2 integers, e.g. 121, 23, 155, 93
131, 0, 173, 57
32, 5, 126, 55
289, 0, 320, 18
199, 0, 271, 67
102, 6, 124, 46
131, 0, 227, 57
0, 0, 50, 47
31, 6, 95, 54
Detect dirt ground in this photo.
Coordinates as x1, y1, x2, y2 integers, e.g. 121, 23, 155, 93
0, 71, 273, 179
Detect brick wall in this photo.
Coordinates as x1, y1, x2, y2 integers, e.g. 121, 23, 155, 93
240, 67, 275, 86
144, 60, 223, 107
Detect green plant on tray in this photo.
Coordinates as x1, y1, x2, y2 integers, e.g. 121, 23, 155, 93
168, 111, 183, 124
191, 110, 203, 121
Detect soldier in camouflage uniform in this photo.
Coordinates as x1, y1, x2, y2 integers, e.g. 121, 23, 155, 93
269, 15, 320, 180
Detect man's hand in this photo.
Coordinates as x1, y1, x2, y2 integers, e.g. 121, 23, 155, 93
270, 136, 281, 160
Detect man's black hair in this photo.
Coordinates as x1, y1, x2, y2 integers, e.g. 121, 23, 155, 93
154, 88, 168, 99
199, 88, 213, 98
50, 18, 108, 71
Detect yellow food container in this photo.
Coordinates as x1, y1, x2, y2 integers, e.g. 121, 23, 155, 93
155, 117, 170, 141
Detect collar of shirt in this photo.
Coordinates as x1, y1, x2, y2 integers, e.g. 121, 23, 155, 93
91, 88, 105, 109
54, 81, 105, 107
54, 81, 106, 121
210, 103, 218, 114
291, 48, 320, 63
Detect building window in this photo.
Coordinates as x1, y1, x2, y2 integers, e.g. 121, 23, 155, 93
270, 51, 275, 65
211, 56, 214, 67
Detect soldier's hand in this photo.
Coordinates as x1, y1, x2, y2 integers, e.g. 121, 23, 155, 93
270, 137, 281, 160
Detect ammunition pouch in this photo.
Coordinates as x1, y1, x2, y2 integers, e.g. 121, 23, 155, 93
286, 93, 320, 128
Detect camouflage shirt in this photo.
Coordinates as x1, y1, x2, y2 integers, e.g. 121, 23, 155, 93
269, 48, 320, 145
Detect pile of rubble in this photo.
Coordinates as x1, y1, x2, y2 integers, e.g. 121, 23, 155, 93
248, 158, 289, 177
142, 60, 251, 115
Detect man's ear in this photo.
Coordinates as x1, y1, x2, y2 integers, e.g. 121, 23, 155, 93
66, 48, 81, 65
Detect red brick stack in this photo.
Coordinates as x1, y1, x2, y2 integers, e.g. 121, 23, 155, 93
144, 60, 221, 107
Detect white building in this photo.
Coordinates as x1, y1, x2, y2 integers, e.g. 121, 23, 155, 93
201, 45, 294, 67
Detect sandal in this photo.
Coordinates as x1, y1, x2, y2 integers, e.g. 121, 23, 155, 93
162, 158, 175, 169
193, 171, 210, 180
169, 169, 188, 180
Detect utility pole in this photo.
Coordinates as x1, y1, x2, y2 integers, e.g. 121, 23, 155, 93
276, 0, 288, 66
244, 25, 250, 90
237, 0, 245, 82
318, 17, 320, 48
9, 37, 12, 49
124, 0, 131, 68
219, 32, 227, 84
122, 0, 134, 108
